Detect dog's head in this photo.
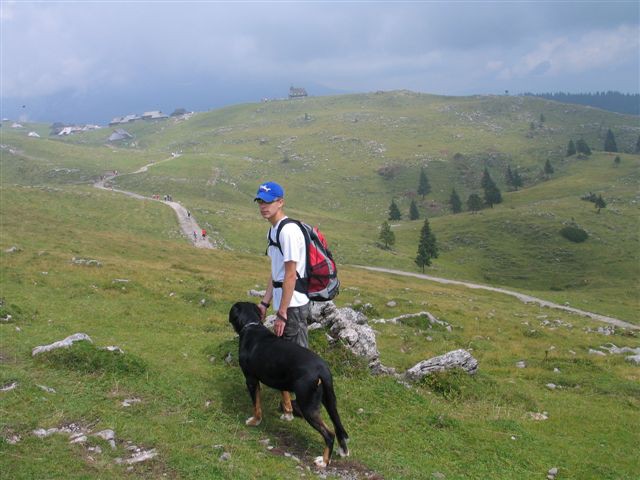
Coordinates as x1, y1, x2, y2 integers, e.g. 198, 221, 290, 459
229, 302, 261, 335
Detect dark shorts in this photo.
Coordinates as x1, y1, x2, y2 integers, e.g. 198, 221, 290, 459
283, 303, 310, 348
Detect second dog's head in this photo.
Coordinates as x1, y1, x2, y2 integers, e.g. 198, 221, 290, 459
229, 302, 261, 335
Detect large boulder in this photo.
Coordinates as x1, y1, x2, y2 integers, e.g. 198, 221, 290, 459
310, 302, 380, 366
404, 349, 478, 382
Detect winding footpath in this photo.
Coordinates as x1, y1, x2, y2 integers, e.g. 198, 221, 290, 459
91, 161, 634, 330
93, 166, 214, 249
355, 266, 638, 330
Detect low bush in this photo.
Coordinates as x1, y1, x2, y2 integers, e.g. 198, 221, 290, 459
560, 225, 588, 243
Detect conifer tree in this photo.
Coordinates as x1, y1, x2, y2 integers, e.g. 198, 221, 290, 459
604, 129, 618, 152
417, 167, 431, 198
539, 113, 546, 124
467, 193, 483, 213
378, 221, 395, 249
614, 156, 621, 167
544, 159, 554, 175
388, 199, 402, 220
449, 188, 462, 214
576, 138, 591, 155
414, 217, 438, 272
409, 200, 420, 220
566, 139, 576, 156
594, 195, 606, 214
481, 168, 502, 206
636, 135, 640, 154
505, 166, 514, 187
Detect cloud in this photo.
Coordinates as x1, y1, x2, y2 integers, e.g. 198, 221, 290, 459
498, 25, 639, 80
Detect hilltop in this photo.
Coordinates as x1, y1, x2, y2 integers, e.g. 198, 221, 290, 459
3, 91, 639, 321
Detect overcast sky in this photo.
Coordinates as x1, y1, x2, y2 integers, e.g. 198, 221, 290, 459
1, 1, 638, 123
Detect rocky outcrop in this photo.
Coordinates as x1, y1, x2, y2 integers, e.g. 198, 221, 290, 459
404, 349, 478, 382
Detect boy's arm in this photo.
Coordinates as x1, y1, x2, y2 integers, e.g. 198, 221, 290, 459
274, 260, 297, 337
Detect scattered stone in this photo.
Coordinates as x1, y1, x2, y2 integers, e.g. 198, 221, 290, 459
112, 279, 130, 283
102, 346, 124, 354
626, 355, 640, 365
37, 384, 56, 394
1, 381, 18, 392
4, 246, 21, 253
219, 452, 231, 462
386, 301, 397, 308
6, 433, 21, 444
599, 343, 640, 355
404, 349, 478, 382
71, 257, 102, 267
33, 427, 62, 438
527, 411, 549, 421
248, 289, 266, 298
224, 352, 233, 365
546, 383, 557, 390
588, 349, 606, 356
548, 467, 558, 479
93, 429, 116, 449
70, 435, 88, 444
553, 368, 560, 373
1, 314, 12, 322
200, 299, 206, 307
121, 398, 141, 407
515, 361, 527, 368
116, 448, 157, 465
258, 438, 271, 447
432, 473, 446, 479
32, 333, 92, 356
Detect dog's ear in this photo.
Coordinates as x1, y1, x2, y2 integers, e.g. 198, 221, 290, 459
229, 302, 244, 334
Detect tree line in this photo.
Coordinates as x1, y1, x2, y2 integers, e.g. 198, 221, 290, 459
522, 91, 640, 116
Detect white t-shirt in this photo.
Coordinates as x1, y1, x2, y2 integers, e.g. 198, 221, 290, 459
268, 217, 309, 310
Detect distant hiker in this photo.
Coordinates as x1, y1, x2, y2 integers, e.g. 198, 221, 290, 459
187, 210, 191, 218
193, 231, 197, 241
201, 229, 207, 239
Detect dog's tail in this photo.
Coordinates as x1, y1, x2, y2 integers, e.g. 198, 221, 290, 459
319, 369, 349, 457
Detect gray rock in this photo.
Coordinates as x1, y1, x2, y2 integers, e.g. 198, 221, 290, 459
588, 349, 606, 356
515, 361, 527, 368
5, 246, 21, 253
405, 349, 478, 382
248, 289, 266, 298
116, 448, 157, 465
386, 300, 397, 308
32, 333, 92, 356
546, 383, 557, 390
625, 354, 640, 365
1, 381, 18, 392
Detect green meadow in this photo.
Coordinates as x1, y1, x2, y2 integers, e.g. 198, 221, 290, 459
1, 92, 639, 479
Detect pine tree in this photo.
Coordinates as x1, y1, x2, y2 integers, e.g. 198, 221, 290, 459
544, 159, 554, 175
594, 195, 606, 214
512, 170, 523, 190
506, 166, 523, 190
449, 188, 462, 214
635, 135, 640, 154
614, 156, 621, 167
566, 139, 576, 156
604, 129, 618, 152
417, 167, 431, 198
467, 193, 483, 213
505, 166, 514, 187
540, 113, 546, 124
414, 217, 438, 272
576, 138, 591, 155
481, 169, 502, 206
388, 199, 402, 220
409, 200, 419, 220
379, 221, 395, 249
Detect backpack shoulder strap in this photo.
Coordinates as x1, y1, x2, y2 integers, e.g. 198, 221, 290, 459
266, 218, 296, 255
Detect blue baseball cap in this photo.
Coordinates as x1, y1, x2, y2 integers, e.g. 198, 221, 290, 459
255, 181, 284, 202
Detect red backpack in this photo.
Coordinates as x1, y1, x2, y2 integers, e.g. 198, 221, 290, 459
267, 218, 340, 302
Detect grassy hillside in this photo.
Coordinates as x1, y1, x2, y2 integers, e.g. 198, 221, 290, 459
2, 91, 638, 322
1, 180, 639, 479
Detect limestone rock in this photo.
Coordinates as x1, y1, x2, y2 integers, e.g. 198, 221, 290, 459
32, 333, 92, 356
404, 349, 478, 382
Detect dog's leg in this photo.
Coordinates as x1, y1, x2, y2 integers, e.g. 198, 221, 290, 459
280, 391, 294, 422
301, 409, 335, 468
245, 380, 262, 426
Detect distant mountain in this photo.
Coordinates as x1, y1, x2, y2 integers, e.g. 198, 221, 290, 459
522, 91, 640, 116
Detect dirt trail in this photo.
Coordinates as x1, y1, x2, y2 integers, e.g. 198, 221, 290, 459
354, 265, 638, 330
94, 173, 214, 249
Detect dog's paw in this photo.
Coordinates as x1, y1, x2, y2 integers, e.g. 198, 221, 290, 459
338, 446, 349, 457
279, 412, 294, 422
245, 416, 262, 426
313, 456, 328, 468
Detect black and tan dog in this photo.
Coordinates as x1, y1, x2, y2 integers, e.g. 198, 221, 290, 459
229, 302, 349, 468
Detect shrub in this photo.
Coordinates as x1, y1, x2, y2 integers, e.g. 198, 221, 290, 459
36, 341, 147, 375
560, 225, 588, 243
